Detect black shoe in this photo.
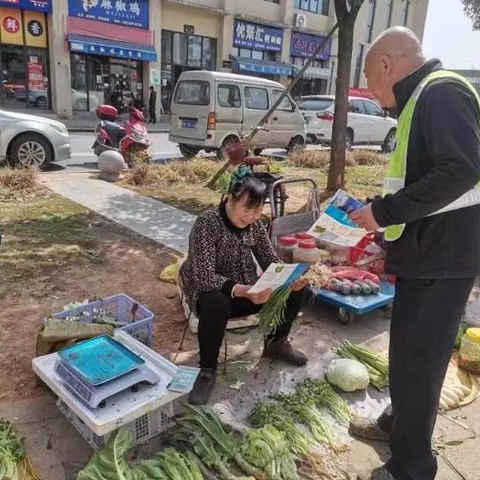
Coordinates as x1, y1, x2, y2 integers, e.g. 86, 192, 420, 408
188, 368, 217, 405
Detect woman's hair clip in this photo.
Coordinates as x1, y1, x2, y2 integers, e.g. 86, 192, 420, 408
231, 165, 252, 189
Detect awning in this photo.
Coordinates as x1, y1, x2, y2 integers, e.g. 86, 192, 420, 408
293, 66, 332, 80
231, 56, 293, 76
68, 34, 157, 62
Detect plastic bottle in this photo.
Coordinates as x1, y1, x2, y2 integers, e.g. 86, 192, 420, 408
293, 239, 321, 264
276, 236, 298, 263
459, 327, 480, 375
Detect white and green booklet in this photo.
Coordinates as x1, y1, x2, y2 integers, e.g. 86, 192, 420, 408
248, 263, 309, 294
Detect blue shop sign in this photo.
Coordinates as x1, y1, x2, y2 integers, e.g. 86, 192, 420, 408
69, 34, 157, 62
68, 0, 149, 29
0, 0, 52, 13
233, 19, 283, 52
290, 31, 332, 61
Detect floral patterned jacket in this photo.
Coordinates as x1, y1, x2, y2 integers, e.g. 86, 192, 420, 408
180, 201, 280, 315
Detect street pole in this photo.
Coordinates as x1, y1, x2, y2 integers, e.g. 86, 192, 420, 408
206, 21, 340, 189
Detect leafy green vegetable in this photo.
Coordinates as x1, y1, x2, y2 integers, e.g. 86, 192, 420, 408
76, 429, 146, 480
335, 341, 389, 390
454, 321, 469, 351
0, 418, 26, 480
258, 287, 292, 335
240, 425, 299, 480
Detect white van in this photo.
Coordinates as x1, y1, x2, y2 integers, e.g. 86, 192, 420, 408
169, 71, 306, 158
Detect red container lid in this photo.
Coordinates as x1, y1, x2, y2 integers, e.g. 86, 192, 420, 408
278, 236, 297, 246
295, 232, 314, 240
298, 240, 316, 249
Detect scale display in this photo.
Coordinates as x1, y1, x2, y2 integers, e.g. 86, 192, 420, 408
57, 335, 145, 386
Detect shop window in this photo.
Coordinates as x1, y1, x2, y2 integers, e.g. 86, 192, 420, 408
172, 32, 188, 65
295, 0, 329, 15
218, 84, 241, 108
234, 48, 277, 62
386, 0, 394, 28
202, 37, 216, 69
1, 46, 26, 109
174, 80, 210, 105
272, 89, 294, 111
162, 31, 172, 64
188, 36, 202, 67
244, 87, 269, 110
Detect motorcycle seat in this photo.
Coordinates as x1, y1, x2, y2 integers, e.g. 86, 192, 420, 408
102, 120, 126, 144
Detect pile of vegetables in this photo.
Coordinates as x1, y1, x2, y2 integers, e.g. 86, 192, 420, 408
335, 341, 389, 390
0, 418, 39, 480
327, 359, 370, 393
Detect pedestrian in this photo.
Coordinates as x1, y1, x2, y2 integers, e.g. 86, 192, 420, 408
349, 26, 480, 480
180, 167, 308, 406
148, 86, 157, 124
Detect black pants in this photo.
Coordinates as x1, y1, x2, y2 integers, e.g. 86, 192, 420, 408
149, 106, 156, 123
381, 277, 474, 480
197, 289, 305, 369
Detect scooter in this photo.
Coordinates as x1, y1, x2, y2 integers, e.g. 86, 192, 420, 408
92, 105, 152, 167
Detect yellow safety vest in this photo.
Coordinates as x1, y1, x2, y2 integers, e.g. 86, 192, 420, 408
384, 70, 480, 241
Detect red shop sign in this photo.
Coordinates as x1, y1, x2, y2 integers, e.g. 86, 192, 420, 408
2, 15, 20, 34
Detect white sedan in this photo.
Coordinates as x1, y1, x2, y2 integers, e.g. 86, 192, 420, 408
0, 109, 71, 169
298, 95, 397, 153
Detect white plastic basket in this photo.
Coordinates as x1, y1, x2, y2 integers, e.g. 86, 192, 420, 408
57, 399, 175, 449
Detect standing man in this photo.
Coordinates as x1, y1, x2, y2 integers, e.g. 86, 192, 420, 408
149, 86, 157, 124
349, 27, 480, 480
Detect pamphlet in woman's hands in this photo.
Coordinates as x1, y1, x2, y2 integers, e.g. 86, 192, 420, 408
248, 263, 309, 294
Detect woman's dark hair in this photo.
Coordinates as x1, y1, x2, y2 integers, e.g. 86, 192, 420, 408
229, 166, 266, 209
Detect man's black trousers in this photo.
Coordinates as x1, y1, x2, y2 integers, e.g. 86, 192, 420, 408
383, 277, 474, 480
196, 289, 304, 370
149, 106, 156, 123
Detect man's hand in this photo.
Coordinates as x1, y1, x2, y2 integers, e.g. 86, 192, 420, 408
290, 277, 309, 291
349, 204, 380, 231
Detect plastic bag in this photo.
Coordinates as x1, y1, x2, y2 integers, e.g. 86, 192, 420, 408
159, 258, 181, 284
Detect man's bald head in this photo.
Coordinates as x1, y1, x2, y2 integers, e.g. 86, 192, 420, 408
364, 27, 427, 108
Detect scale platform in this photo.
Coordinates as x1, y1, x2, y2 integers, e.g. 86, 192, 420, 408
55, 359, 161, 409
32, 331, 197, 438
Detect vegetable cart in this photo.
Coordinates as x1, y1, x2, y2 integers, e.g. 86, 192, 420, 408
267, 179, 395, 325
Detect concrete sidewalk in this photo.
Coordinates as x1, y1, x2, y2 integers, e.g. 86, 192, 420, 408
11, 109, 170, 133
40, 172, 195, 254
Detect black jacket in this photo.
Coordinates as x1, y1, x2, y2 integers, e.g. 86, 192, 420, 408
149, 90, 157, 107
372, 59, 480, 278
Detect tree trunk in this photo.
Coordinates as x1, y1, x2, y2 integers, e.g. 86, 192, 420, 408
326, 15, 355, 193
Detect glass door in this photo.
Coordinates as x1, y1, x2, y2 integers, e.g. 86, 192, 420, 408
87, 56, 109, 111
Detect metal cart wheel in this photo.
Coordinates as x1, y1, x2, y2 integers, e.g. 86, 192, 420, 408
338, 308, 355, 325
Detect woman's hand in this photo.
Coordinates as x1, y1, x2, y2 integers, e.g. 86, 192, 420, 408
233, 284, 272, 305
247, 288, 272, 305
290, 277, 309, 292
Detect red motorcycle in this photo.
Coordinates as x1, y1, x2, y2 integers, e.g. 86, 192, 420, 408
92, 105, 152, 167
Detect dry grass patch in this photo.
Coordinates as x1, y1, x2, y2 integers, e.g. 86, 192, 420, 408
0, 167, 40, 201
288, 149, 388, 169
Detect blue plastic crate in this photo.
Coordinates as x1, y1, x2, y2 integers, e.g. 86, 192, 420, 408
49, 294, 154, 346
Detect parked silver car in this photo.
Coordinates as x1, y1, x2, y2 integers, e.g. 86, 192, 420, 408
0, 109, 71, 169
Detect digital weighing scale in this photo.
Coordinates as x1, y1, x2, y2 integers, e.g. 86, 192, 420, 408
54, 335, 162, 409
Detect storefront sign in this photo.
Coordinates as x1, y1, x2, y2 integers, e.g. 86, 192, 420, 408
0, 0, 52, 13
290, 32, 331, 61
68, 0, 149, 29
233, 19, 283, 52
348, 87, 376, 99
236, 59, 292, 76
149, 68, 160, 86
28, 61, 46, 90
0, 7, 23, 44
69, 35, 157, 62
24, 10, 47, 48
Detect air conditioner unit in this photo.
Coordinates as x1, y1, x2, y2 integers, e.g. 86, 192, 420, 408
294, 13, 307, 29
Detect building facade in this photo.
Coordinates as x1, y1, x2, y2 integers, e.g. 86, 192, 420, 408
0, 0, 429, 119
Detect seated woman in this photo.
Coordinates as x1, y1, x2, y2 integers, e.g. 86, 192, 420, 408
181, 167, 309, 405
